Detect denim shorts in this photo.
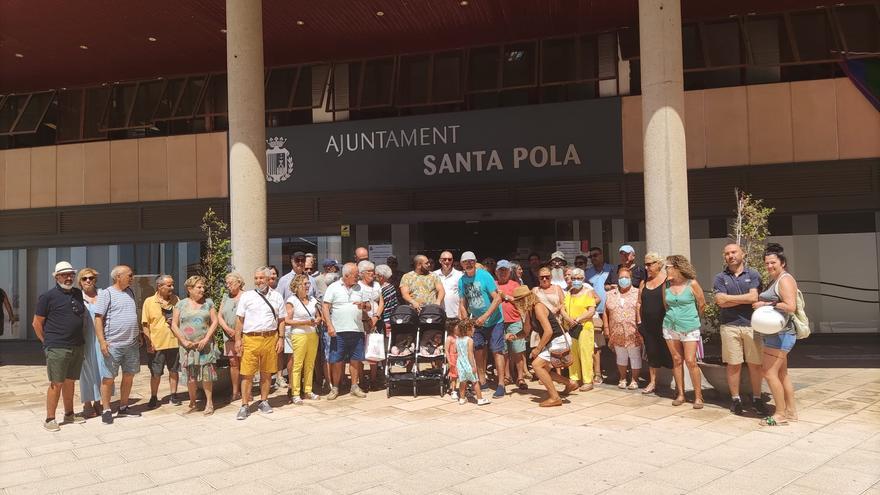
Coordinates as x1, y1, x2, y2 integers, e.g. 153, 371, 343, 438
319, 328, 332, 361
763, 330, 796, 352
473, 321, 505, 353
329, 332, 365, 363
504, 321, 526, 354
103, 342, 140, 378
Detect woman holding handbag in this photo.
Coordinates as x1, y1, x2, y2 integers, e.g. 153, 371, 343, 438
171, 276, 219, 415
511, 286, 578, 407
662, 255, 707, 408
284, 274, 322, 405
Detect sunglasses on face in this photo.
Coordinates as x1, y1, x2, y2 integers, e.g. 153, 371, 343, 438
81, 276, 96, 281
440, 258, 453, 261
539, 275, 551, 280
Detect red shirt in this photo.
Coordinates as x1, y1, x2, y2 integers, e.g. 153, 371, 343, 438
496, 279, 522, 323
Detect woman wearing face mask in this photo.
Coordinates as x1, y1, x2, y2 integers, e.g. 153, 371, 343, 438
602, 267, 643, 389
563, 268, 597, 391
662, 255, 706, 408
752, 243, 799, 426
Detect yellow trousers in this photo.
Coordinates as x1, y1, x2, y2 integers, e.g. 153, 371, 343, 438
568, 327, 595, 383
290, 333, 319, 395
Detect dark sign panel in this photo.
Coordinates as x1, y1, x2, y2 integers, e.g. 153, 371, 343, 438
265, 98, 622, 192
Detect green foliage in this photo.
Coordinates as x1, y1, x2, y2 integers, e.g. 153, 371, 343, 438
198, 208, 231, 351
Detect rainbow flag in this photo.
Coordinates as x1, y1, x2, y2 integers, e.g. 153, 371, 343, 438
841, 58, 880, 111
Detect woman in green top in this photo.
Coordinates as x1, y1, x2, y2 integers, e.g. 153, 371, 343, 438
171, 275, 219, 415
662, 255, 706, 409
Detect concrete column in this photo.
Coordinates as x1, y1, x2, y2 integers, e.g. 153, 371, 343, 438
227, 0, 267, 286
639, 0, 690, 258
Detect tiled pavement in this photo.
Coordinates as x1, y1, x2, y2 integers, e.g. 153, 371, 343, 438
1, 363, 879, 495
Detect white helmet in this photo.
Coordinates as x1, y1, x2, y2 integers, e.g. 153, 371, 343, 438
751, 306, 787, 335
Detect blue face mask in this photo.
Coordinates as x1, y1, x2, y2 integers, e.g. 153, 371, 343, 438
571, 280, 584, 289
618, 277, 632, 289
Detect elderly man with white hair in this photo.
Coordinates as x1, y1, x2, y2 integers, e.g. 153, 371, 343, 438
322, 262, 368, 399
358, 260, 385, 390
94, 264, 142, 424
234, 266, 285, 420
141, 275, 181, 409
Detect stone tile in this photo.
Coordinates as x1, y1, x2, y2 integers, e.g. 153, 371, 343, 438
450, 469, 535, 495
644, 459, 729, 491
65, 473, 155, 495
691, 444, 766, 471
146, 458, 230, 484
5, 472, 97, 495
601, 477, 686, 495
0, 469, 44, 490
690, 463, 802, 495
43, 452, 127, 478
95, 455, 177, 481
789, 465, 879, 495
753, 445, 835, 473
131, 478, 215, 495
771, 484, 829, 495
518, 467, 612, 495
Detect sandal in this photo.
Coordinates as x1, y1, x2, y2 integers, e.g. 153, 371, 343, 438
693, 400, 704, 410
618, 380, 627, 389
759, 416, 789, 426
203, 405, 214, 416
579, 383, 594, 392
672, 397, 685, 406
641, 384, 656, 395
593, 374, 604, 385
627, 381, 639, 390
517, 380, 528, 391
562, 381, 578, 396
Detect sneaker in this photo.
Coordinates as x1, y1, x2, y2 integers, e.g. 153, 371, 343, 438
326, 387, 339, 400
43, 419, 60, 432
753, 397, 769, 416
292, 396, 304, 405
276, 376, 288, 388
236, 405, 249, 420
147, 396, 159, 409
350, 384, 367, 398
476, 398, 491, 406
62, 412, 86, 424
618, 380, 627, 389
307, 392, 320, 401
257, 401, 273, 414
458, 398, 467, 405
116, 406, 141, 417
493, 385, 506, 398
101, 410, 114, 425
170, 394, 182, 406
731, 397, 744, 415
450, 390, 459, 400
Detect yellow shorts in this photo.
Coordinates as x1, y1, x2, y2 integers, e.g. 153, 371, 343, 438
720, 324, 763, 365
240, 333, 279, 376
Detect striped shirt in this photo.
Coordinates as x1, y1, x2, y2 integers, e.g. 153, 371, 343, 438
94, 286, 140, 346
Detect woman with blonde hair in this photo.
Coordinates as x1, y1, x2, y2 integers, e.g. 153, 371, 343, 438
512, 286, 578, 407
77, 268, 112, 417
284, 274, 322, 405
218, 272, 245, 400
171, 275, 219, 415
637, 252, 673, 395
662, 255, 706, 408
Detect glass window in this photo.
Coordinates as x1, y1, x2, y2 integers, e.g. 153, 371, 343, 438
790, 10, 837, 61
468, 46, 500, 92
541, 38, 576, 84
12, 91, 54, 134
57, 89, 84, 142
196, 74, 227, 115
129, 80, 165, 127
397, 55, 430, 106
153, 78, 185, 120
597, 33, 617, 79
359, 58, 395, 108
502, 42, 536, 88
173, 76, 208, 118
266, 67, 297, 110
818, 212, 876, 234
103, 83, 137, 130
0, 94, 28, 134
577, 36, 599, 80
302, 64, 331, 109
540, 82, 596, 102
83, 87, 109, 140
703, 20, 743, 67
618, 28, 640, 60
682, 24, 706, 70
431, 51, 463, 102
835, 5, 880, 54
746, 15, 795, 65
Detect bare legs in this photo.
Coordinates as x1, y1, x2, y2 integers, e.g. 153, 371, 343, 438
666, 339, 703, 404
46, 379, 75, 419
762, 348, 796, 421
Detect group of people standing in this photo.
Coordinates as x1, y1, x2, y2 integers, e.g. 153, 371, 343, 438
33, 240, 801, 429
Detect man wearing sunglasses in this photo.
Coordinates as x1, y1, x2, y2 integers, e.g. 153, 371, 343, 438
33, 261, 87, 431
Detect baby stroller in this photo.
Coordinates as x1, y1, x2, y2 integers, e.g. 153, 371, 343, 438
414, 304, 447, 397
386, 305, 419, 397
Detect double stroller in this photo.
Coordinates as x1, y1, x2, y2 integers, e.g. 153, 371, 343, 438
385, 304, 447, 397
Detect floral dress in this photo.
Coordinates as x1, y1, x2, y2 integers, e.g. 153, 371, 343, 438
605, 288, 643, 348
455, 336, 477, 383
177, 298, 218, 382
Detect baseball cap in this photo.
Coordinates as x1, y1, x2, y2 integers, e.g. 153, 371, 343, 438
292, 251, 306, 260
460, 251, 477, 262
322, 258, 338, 268
496, 259, 511, 270
53, 261, 76, 276
619, 245, 635, 255
550, 251, 566, 262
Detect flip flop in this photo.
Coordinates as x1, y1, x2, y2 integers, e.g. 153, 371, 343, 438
641, 385, 656, 395
672, 397, 685, 406
759, 416, 789, 426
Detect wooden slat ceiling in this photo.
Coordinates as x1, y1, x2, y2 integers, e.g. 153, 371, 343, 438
0, 0, 842, 93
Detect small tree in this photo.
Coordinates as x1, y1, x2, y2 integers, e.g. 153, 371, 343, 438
730, 188, 775, 285
198, 208, 232, 350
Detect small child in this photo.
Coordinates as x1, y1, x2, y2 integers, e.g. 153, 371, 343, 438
456, 319, 490, 406
446, 322, 459, 400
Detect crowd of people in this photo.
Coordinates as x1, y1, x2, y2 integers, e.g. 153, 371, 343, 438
33, 242, 801, 430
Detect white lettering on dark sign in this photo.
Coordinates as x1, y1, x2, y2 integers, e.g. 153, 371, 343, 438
423, 144, 582, 176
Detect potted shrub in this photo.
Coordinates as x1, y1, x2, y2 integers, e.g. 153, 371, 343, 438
197, 208, 233, 394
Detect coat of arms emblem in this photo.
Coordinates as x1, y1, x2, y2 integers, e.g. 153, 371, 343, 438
265, 137, 294, 183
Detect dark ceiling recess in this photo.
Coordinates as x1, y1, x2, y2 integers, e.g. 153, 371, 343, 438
0, 0, 851, 93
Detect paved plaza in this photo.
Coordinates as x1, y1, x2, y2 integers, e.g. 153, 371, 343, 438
1, 348, 879, 495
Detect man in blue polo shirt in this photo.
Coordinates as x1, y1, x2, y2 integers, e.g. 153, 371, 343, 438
713, 243, 768, 416
458, 251, 504, 399
33, 261, 87, 431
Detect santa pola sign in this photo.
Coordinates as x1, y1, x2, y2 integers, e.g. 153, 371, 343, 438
266, 98, 621, 193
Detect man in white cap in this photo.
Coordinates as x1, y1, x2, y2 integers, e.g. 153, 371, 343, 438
549, 251, 567, 290
458, 251, 504, 400
33, 261, 87, 431
606, 245, 647, 290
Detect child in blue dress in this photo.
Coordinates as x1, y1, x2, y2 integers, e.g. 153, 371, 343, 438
456, 319, 490, 406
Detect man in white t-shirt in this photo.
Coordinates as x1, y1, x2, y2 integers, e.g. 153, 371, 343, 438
433, 250, 463, 329
234, 267, 285, 420
322, 263, 367, 400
